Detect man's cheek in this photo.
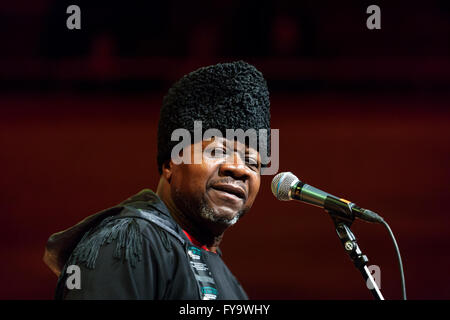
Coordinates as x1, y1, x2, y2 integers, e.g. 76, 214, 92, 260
247, 186, 260, 206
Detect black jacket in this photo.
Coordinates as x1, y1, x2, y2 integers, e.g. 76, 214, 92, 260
46, 189, 248, 300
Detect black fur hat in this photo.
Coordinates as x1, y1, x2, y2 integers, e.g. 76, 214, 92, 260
157, 61, 271, 173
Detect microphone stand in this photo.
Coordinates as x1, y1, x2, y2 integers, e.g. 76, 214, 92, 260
329, 212, 384, 300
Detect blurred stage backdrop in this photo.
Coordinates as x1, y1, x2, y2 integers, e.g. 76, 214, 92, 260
1, 0, 449, 299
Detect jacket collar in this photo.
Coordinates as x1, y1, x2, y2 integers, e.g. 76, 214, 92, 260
120, 189, 172, 217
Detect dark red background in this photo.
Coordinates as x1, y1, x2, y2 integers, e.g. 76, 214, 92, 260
1, 1, 449, 299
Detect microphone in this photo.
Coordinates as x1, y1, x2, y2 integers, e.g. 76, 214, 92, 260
271, 172, 384, 224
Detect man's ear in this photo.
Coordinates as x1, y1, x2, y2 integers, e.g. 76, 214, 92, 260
162, 160, 173, 182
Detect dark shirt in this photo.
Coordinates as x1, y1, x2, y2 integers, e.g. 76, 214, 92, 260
54, 190, 248, 300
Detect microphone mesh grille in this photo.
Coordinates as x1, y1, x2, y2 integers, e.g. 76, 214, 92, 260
271, 172, 299, 201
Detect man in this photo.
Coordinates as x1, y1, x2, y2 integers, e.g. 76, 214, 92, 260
43, 60, 271, 299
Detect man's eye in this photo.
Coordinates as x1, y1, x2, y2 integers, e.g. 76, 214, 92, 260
246, 157, 259, 169
211, 148, 226, 157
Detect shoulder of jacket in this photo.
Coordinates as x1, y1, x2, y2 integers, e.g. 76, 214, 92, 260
68, 214, 144, 270
67, 204, 186, 271
120, 204, 186, 245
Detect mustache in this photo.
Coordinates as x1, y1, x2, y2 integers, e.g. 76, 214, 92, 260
208, 177, 247, 198
208, 177, 246, 188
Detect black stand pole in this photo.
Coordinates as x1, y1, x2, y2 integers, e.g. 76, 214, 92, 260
330, 213, 384, 300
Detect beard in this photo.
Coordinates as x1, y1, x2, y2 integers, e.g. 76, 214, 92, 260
198, 197, 244, 226
173, 187, 245, 227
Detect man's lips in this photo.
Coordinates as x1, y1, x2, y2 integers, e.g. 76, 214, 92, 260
210, 183, 247, 201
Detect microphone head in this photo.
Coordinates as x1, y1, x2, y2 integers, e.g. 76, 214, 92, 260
271, 172, 299, 201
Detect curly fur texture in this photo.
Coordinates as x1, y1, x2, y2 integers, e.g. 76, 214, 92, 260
157, 61, 271, 173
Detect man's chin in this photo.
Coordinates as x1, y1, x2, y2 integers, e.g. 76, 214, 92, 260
199, 204, 242, 226
214, 214, 240, 226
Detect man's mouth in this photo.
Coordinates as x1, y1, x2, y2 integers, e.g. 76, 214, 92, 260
210, 184, 247, 201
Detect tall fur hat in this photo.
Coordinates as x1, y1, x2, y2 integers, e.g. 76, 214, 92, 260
157, 61, 271, 173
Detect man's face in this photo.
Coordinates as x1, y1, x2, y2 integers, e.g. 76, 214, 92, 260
168, 137, 261, 228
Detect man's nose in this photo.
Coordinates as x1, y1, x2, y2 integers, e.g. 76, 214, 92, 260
218, 152, 251, 181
